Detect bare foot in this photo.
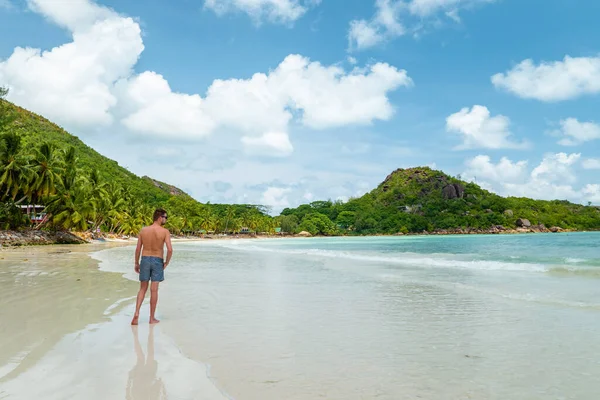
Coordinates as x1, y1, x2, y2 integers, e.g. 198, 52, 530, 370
150, 318, 160, 324
131, 315, 139, 325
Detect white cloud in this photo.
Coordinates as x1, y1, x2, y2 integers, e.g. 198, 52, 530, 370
445, 9, 461, 23
261, 187, 292, 207
581, 184, 600, 203
348, 0, 404, 51
201, 71, 292, 135
375, 0, 405, 34
241, 131, 294, 157
530, 152, 580, 184
203, 0, 320, 24
0, 1, 143, 129
121, 54, 411, 147
282, 58, 412, 129
446, 105, 527, 150
463, 152, 600, 205
491, 55, 600, 102
348, 19, 386, 51
26, 0, 115, 31
203, 54, 412, 132
555, 118, 600, 146
504, 180, 580, 202
464, 155, 528, 183
120, 71, 215, 138
348, 0, 493, 50
2, 0, 412, 155
582, 158, 600, 170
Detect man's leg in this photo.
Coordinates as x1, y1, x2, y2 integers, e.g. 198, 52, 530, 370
149, 281, 160, 324
131, 281, 149, 325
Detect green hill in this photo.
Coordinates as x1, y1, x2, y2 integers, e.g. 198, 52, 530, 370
0, 96, 272, 234
279, 167, 600, 235
7, 102, 189, 205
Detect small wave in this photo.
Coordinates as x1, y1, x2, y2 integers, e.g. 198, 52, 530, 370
89, 248, 138, 282
103, 296, 136, 316
217, 243, 548, 273
565, 257, 586, 264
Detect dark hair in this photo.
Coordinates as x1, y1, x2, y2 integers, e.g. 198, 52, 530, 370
153, 208, 167, 222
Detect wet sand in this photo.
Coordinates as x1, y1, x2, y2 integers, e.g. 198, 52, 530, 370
0, 244, 228, 400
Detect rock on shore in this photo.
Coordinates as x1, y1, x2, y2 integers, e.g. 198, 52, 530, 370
0, 230, 87, 247
399, 224, 569, 236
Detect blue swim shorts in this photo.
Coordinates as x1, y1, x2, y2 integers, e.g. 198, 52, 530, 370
139, 256, 165, 282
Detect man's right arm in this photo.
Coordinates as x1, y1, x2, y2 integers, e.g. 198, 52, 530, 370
164, 230, 173, 269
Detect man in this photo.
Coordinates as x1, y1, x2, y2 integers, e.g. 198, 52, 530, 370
131, 208, 173, 325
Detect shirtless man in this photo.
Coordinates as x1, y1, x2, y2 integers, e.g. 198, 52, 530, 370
131, 208, 173, 325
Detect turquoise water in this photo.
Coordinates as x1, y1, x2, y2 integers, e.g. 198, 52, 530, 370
97, 233, 600, 400
241, 232, 600, 272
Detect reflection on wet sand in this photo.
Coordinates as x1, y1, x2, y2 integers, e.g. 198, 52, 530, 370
127, 325, 167, 400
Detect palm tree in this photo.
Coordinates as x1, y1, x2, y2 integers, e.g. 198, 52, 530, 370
199, 210, 218, 233
46, 179, 94, 231
249, 214, 261, 233
0, 132, 32, 201
62, 146, 78, 180
119, 212, 143, 236
29, 142, 62, 202
241, 212, 253, 231
229, 216, 242, 233
223, 205, 235, 233
166, 215, 185, 235
102, 182, 128, 233
139, 203, 154, 226
43, 147, 97, 231
87, 169, 109, 231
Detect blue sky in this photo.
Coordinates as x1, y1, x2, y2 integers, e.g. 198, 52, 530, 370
1, 0, 600, 211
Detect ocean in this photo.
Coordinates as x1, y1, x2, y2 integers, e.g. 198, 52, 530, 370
94, 232, 600, 400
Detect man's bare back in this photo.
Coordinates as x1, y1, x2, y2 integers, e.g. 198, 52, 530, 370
139, 225, 172, 260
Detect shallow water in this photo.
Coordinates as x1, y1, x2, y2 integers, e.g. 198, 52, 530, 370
95, 233, 600, 400
0, 244, 228, 400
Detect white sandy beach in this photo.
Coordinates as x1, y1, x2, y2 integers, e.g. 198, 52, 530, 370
0, 244, 228, 400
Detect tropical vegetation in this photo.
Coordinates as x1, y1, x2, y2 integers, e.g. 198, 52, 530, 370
0, 90, 274, 234
2, 90, 599, 238
279, 167, 600, 236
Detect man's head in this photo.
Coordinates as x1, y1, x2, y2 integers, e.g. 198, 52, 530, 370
153, 208, 168, 225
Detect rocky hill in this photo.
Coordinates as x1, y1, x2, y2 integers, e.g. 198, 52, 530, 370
280, 167, 600, 235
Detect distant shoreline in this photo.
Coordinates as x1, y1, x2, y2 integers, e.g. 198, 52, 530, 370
1, 226, 585, 248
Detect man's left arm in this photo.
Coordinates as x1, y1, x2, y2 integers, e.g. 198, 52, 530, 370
164, 231, 173, 269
